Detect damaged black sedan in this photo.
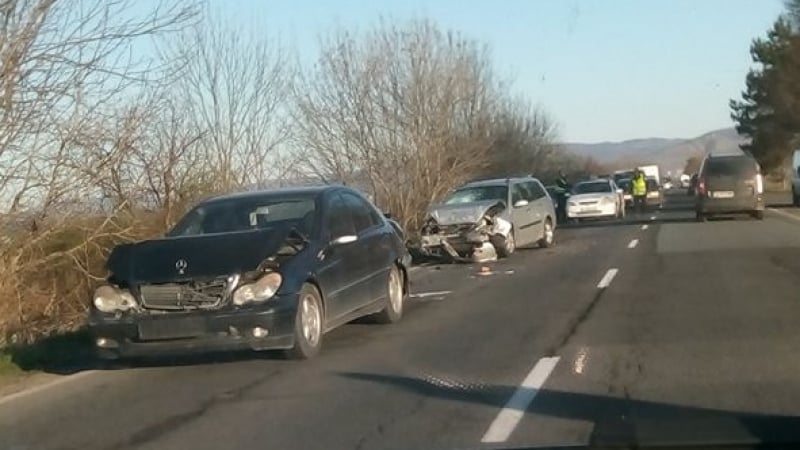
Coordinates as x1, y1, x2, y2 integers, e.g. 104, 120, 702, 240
89, 186, 411, 360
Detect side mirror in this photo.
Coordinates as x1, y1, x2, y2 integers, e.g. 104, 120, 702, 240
329, 235, 357, 246
513, 199, 529, 208
383, 211, 393, 219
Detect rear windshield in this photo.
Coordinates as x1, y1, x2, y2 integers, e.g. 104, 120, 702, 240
705, 156, 757, 177
614, 172, 634, 182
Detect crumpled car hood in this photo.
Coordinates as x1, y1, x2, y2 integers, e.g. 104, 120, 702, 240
107, 228, 301, 284
428, 200, 506, 225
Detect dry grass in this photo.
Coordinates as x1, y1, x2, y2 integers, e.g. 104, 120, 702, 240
0, 211, 169, 346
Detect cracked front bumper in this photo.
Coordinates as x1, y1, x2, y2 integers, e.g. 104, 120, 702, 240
88, 298, 298, 359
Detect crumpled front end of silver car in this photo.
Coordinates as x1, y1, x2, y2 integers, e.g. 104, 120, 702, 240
418, 200, 511, 263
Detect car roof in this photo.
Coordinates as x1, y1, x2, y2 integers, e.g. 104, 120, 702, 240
706, 153, 756, 162
461, 176, 541, 188
203, 185, 339, 204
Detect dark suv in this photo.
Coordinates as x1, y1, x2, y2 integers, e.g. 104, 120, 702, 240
695, 153, 765, 221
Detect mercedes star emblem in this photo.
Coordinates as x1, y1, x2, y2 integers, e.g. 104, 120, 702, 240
175, 259, 188, 275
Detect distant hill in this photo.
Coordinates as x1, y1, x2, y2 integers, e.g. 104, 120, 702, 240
565, 128, 746, 175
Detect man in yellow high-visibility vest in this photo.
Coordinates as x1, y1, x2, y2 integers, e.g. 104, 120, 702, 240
632, 169, 647, 213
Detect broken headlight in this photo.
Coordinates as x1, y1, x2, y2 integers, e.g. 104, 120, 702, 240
233, 272, 283, 306
93, 285, 137, 313
421, 217, 439, 234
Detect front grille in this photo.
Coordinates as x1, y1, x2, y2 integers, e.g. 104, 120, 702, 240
139, 278, 228, 310
579, 201, 598, 205
440, 224, 476, 235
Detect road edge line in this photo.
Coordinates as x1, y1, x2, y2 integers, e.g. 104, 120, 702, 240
0, 370, 99, 407
767, 207, 800, 224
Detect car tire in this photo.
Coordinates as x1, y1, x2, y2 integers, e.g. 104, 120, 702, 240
375, 266, 405, 324
538, 218, 554, 248
696, 211, 707, 222
286, 283, 324, 360
752, 210, 765, 221
495, 230, 516, 258
794, 188, 800, 207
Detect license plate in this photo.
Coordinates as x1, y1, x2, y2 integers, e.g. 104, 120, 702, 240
713, 191, 734, 199
138, 317, 206, 340
647, 192, 659, 198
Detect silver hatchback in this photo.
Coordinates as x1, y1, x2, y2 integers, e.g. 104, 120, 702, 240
418, 176, 557, 262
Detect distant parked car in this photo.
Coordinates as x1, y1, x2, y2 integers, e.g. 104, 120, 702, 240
680, 173, 691, 188
688, 173, 699, 196
645, 177, 663, 209
695, 153, 765, 221
566, 178, 625, 222
89, 186, 412, 360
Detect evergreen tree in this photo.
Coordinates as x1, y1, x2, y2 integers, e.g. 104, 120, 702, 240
730, 17, 800, 171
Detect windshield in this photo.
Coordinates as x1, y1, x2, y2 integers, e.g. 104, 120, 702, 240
444, 185, 508, 204
169, 196, 317, 237
614, 171, 635, 183
573, 181, 612, 194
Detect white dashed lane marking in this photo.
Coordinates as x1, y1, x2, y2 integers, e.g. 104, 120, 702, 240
481, 357, 561, 443
627, 239, 639, 249
597, 268, 618, 289
641, 224, 649, 230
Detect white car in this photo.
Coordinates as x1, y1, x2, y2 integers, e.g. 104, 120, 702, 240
566, 179, 625, 222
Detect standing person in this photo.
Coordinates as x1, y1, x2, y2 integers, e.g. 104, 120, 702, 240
555, 170, 570, 222
556, 170, 570, 191
632, 169, 647, 213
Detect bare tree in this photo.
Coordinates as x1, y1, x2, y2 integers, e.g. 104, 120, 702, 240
0, 0, 197, 343
161, 16, 294, 193
294, 20, 501, 231
482, 97, 561, 178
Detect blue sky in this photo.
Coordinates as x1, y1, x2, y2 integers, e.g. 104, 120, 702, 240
138, 0, 785, 142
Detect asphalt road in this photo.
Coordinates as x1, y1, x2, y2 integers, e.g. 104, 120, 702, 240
4, 191, 800, 450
